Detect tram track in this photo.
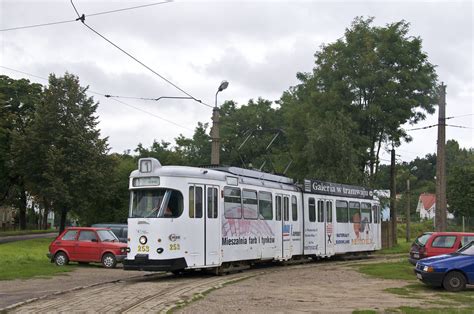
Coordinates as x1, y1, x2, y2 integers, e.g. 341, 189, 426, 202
12, 254, 405, 313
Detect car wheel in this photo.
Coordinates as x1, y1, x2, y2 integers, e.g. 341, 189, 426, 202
102, 253, 117, 269
54, 252, 69, 266
443, 271, 466, 292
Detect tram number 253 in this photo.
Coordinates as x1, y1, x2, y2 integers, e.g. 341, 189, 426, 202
137, 245, 149, 253
169, 244, 180, 251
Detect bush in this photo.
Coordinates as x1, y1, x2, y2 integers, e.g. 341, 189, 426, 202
397, 220, 435, 240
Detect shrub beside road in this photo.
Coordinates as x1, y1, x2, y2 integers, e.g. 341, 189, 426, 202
0, 237, 74, 280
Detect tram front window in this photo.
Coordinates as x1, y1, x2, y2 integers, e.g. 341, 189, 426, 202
130, 189, 183, 218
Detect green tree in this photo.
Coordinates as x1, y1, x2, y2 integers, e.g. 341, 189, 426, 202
18, 73, 110, 232
280, 17, 438, 183
0, 75, 43, 229
135, 140, 184, 165
80, 153, 135, 225
175, 122, 211, 166
446, 140, 474, 217
219, 98, 290, 173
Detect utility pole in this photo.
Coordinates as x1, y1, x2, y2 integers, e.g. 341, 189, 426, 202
390, 147, 397, 246
406, 178, 410, 242
210, 107, 220, 165
435, 83, 447, 231
210, 81, 229, 166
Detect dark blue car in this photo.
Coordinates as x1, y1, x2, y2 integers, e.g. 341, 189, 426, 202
414, 241, 474, 291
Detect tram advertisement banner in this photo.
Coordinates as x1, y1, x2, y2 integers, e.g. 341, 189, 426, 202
304, 179, 373, 200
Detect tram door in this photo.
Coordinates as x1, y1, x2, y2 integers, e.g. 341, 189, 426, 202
325, 200, 335, 256
205, 186, 221, 266
188, 184, 221, 267
188, 184, 205, 267
276, 194, 292, 260
316, 200, 335, 257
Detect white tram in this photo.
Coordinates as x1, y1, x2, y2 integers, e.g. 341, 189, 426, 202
123, 158, 381, 272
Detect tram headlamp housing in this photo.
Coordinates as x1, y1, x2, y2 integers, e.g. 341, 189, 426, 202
139, 236, 148, 245
157, 248, 164, 254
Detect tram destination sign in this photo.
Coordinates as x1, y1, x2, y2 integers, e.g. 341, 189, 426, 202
304, 179, 374, 200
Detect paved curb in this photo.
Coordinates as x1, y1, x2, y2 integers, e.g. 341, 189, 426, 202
0, 272, 158, 312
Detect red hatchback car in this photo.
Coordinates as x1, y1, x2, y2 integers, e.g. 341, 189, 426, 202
409, 232, 474, 265
47, 227, 127, 268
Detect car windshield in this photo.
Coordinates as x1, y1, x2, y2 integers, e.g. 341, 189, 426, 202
130, 188, 183, 218
415, 233, 432, 246
457, 241, 474, 255
97, 230, 119, 242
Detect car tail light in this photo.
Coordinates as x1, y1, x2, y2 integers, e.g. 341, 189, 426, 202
419, 246, 426, 258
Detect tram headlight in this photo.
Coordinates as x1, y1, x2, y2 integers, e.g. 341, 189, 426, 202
157, 248, 164, 254
139, 236, 148, 245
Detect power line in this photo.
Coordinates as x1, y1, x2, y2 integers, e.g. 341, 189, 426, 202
0, 65, 48, 81
70, 0, 212, 109
446, 113, 473, 120
406, 124, 437, 131
0, 66, 193, 131
0, 1, 172, 32
110, 98, 193, 131
103, 94, 201, 102
446, 124, 474, 130
87, 1, 172, 18
0, 19, 76, 32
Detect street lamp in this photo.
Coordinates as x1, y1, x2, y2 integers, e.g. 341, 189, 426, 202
211, 81, 229, 165
406, 166, 418, 242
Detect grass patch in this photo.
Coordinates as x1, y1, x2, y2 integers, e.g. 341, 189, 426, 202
353, 310, 377, 314
0, 229, 57, 237
392, 306, 474, 313
0, 237, 74, 280
355, 260, 416, 281
378, 238, 412, 255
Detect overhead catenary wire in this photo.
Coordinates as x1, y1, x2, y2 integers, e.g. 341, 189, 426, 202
109, 98, 193, 131
446, 113, 473, 120
0, 66, 192, 131
0, 1, 172, 32
406, 123, 473, 131
103, 94, 201, 102
69, 0, 212, 109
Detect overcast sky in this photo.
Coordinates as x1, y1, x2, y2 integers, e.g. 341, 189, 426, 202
1, 0, 472, 165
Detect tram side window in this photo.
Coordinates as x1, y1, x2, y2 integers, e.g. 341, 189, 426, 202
317, 200, 324, 223
224, 187, 242, 219
308, 198, 316, 222
283, 196, 289, 221
207, 187, 218, 219
361, 203, 372, 223
326, 201, 333, 223
243, 189, 258, 219
372, 205, 380, 224
349, 202, 360, 223
258, 191, 273, 220
291, 195, 298, 221
336, 200, 348, 223
189, 186, 203, 218
276, 196, 282, 221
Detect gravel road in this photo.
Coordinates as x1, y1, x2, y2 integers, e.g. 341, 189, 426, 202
6, 257, 422, 313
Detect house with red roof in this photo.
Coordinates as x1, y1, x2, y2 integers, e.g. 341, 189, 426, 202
416, 193, 436, 219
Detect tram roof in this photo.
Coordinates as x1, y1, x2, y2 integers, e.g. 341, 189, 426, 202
131, 158, 297, 191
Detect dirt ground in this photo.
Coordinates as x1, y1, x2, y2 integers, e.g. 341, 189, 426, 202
178, 263, 426, 313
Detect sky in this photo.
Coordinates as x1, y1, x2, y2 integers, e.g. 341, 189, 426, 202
1, 0, 472, 165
